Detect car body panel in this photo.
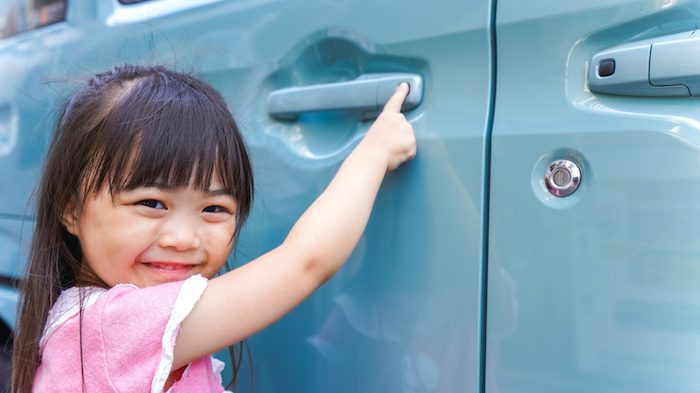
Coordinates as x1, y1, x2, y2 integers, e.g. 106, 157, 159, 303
10, 0, 700, 392
0, 0, 492, 391
488, 1, 700, 391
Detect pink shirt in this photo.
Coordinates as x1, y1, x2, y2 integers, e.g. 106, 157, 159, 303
34, 275, 231, 392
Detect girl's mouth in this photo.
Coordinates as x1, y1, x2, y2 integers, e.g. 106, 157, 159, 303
142, 262, 197, 280
144, 262, 196, 270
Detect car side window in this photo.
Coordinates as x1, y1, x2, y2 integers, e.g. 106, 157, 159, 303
1, 0, 67, 39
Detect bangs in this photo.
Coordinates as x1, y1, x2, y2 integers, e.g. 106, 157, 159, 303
80, 71, 253, 216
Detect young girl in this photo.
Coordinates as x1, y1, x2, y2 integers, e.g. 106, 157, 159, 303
11, 65, 415, 392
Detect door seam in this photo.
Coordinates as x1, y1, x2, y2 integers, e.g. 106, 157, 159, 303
478, 0, 498, 392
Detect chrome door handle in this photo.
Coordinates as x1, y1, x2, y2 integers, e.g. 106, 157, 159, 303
267, 73, 423, 120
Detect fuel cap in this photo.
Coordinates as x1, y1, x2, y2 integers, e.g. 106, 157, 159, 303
544, 159, 581, 197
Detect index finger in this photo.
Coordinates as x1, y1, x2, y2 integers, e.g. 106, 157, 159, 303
382, 82, 410, 113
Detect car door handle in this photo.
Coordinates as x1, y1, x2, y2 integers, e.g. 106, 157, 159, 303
588, 30, 700, 97
267, 73, 423, 120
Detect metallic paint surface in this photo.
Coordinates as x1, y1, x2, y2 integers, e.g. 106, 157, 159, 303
0, 0, 491, 391
489, 1, 700, 391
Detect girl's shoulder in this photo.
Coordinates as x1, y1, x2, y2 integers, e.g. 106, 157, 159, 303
40, 281, 142, 348
40, 277, 207, 349
40, 285, 110, 348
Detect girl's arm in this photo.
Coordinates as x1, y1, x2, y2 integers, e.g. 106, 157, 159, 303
173, 83, 416, 368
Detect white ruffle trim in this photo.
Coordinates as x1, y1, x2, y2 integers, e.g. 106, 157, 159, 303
40, 286, 107, 350
211, 357, 234, 393
151, 274, 208, 393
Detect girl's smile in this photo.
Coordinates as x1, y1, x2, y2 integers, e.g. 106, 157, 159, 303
63, 177, 237, 288
141, 262, 199, 282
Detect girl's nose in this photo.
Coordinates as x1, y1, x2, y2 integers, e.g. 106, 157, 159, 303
157, 223, 201, 250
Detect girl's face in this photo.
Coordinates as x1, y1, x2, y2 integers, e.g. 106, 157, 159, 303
63, 176, 238, 288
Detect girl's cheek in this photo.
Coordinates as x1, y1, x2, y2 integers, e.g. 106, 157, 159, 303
213, 230, 235, 249
212, 228, 235, 253
216, 218, 237, 238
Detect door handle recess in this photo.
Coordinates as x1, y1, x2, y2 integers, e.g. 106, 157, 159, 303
589, 30, 700, 97
268, 73, 423, 120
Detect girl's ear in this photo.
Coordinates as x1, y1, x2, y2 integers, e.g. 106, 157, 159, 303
62, 202, 80, 236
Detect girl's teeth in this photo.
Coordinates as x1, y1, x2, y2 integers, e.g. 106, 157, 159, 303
150, 263, 189, 270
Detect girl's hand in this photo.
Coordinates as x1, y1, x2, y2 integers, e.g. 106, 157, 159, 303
361, 82, 417, 172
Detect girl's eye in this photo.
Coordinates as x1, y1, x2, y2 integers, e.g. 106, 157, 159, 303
137, 199, 167, 209
203, 205, 229, 214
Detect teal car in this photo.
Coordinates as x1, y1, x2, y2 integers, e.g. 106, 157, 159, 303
2, 0, 700, 392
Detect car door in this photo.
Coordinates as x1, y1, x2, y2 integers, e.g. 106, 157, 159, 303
488, 1, 700, 392
174, 1, 492, 391
1, 0, 495, 391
